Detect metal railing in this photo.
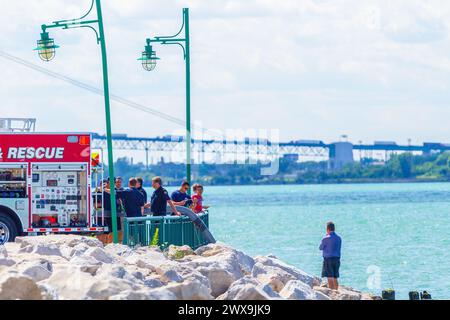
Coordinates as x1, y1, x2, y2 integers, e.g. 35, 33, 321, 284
123, 212, 211, 250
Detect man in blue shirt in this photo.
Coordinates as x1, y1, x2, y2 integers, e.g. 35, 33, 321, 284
171, 181, 192, 207
116, 178, 145, 218
319, 221, 342, 290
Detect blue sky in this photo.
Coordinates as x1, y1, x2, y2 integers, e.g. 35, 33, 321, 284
1, 0, 450, 146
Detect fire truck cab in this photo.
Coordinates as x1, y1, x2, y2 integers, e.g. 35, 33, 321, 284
0, 133, 107, 244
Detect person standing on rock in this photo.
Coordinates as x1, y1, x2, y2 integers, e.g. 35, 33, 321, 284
319, 221, 342, 290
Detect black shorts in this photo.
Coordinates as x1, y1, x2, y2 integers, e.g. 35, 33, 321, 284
322, 257, 340, 278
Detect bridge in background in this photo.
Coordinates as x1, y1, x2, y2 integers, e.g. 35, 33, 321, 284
91, 133, 450, 170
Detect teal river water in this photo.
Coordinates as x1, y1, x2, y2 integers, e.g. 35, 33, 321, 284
162, 183, 450, 299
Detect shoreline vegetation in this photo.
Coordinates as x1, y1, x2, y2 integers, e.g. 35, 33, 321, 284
111, 152, 450, 187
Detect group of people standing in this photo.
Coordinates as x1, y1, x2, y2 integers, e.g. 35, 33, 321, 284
97, 176, 342, 291
170, 180, 209, 214
97, 176, 208, 243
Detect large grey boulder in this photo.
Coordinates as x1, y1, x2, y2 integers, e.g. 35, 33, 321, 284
147, 287, 178, 300
0, 271, 43, 300
157, 263, 211, 289
18, 259, 53, 282
251, 262, 297, 292
125, 250, 168, 272
0, 258, 16, 267
3, 242, 21, 254
0, 245, 7, 258
313, 286, 370, 300
39, 283, 59, 300
70, 255, 102, 275
165, 279, 213, 300
84, 247, 115, 264
109, 287, 177, 300
279, 280, 326, 300
159, 269, 184, 283
108, 290, 153, 300
15, 235, 103, 249
216, 276, 279, 300
196, 266, 236, 297
42, 265, 95, 299
314, 291, 332, 300
253, 255, 320, 288
195, 243, 255, 275
167, 245, 195, 260
85, 277, 142, 300
104, 243, 134, 258
61, 243, 90, 259
33, 243, 63, 257
41, 264, 145, 300
143, 276, 164, 289
95, 264, 144, 284
187, 243, 255, 292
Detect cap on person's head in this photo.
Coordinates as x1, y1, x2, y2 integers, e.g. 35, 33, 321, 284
152, 176, 162, 185
136, 177, 144, 185
181, 180, 190, 187
129, 177, 137, 187
326, 221, 335, 232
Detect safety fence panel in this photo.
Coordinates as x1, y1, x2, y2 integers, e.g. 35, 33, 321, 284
123, 213, 210, 250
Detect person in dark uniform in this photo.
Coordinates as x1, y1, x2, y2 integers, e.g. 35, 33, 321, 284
101, 178, 122, 244
150, 176, 180, 216
115, 176, 124, 191
136, 177, 148, 203
171, 180, 192, 207
113, 177, 125, 223
117, 178, 145, 218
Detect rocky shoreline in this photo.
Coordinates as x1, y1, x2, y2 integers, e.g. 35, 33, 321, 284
0, 235, 376, 300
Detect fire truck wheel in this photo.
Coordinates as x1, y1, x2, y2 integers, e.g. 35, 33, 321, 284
0, 213, 18, 244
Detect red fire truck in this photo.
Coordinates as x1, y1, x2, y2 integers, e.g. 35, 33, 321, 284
0, 133, 107, 243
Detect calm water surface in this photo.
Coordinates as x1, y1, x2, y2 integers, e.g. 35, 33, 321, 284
163, 183, 450, 299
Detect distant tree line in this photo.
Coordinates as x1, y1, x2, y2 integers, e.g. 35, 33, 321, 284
107, 152, 450, 186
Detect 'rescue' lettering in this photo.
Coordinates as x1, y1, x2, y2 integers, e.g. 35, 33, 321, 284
6, 147, 64, 160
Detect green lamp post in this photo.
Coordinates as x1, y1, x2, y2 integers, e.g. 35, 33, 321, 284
139, 8, 192, 191
34, 0, 119, 243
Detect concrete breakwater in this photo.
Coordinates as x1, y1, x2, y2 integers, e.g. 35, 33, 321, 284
0, 235, 375, 300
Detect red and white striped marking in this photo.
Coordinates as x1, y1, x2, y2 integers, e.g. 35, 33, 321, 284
24, 227, 108, 233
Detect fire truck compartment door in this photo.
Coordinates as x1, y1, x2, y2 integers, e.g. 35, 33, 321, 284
30, 163, 89, 227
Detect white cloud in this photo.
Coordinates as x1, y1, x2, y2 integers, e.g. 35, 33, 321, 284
1, 0, 450, 147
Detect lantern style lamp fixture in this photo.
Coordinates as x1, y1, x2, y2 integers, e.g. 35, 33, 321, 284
138, 40, 160, 71
34, 0, 121, 244
34, 28, 59, 62
139, 8, 193, 190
